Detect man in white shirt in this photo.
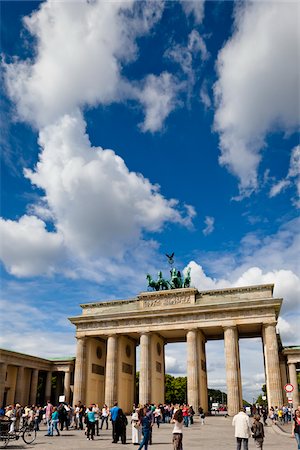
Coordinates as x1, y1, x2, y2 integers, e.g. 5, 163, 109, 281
232, 408, 251, 450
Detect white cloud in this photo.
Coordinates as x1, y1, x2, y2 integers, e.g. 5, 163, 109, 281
165, 30, 209, 101
0, 112, 195, 277
3, 0, 165, 129
0, 298, 75, 357
180, 0, 205, 24
269, 179, 291, 198
200, 80, 211, 109
137, 72, 181, 133
214, 2, 300, 195
233, 267, 300, 314
186, 219, 300, 347
202, 216, 214, 236
0, 215, 63, 277
269, 145, 300, 207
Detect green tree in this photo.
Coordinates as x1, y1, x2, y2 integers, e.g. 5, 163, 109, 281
255, 384, 268, 406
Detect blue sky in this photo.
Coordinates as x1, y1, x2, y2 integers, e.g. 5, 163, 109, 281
0, 0, 299, 402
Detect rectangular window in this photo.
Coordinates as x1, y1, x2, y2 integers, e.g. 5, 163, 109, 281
92, 364, 104, 376
156, 361, 162, 373
122, 363, 133, 374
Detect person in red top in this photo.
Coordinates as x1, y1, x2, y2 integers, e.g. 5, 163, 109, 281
182, 404, 189, 427
292, 409, 300, 449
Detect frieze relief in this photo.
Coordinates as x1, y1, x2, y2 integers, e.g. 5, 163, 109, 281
76, 306, 272, 332
144, 296, 192, 308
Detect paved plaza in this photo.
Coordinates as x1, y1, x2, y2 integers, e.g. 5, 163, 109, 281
4, 417, 295, 450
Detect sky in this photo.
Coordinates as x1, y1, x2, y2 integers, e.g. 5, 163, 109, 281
0, 0, 299, 403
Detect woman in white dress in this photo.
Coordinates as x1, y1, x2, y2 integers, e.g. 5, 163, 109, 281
131, 408, 141, 445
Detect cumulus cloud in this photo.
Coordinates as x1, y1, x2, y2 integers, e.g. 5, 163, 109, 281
0, 215, 64, 277
202, 216, 214, 236
0, 112, 195, 277
186, 217, 300, 348
3, 0, 166, 130
214, 2, 300, 195
180, 0, 205, 24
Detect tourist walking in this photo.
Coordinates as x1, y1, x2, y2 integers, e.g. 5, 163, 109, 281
232, 408, 251, 450
292, 409, 300, 449
198, 406, 205, 425
172, 408, 183, 450
131, 408, 141, 445
138, 406, 152, 450
45, 400, 53, 436
154, 405, 161, 428
51, 406, 60, 436
251, 414, 264, 449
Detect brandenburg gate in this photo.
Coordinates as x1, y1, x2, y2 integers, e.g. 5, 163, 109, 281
69, 283, 286, 415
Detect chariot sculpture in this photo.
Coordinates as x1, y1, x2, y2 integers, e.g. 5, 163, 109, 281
146, 253, 191, 291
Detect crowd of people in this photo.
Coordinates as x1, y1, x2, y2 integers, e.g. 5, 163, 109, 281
1, 401, 300, 449
232, 404, 300, 450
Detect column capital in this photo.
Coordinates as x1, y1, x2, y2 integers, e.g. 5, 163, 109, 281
262, 321, 277, 329
223, 325, 237, 331
186, 328, 198, 334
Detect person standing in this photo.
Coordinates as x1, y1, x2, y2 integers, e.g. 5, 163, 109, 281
131, 408, 141, 445
232, 408, 251, 450
100, 404, 109, 430
292, 409, 300, 449
172, 408, 183, 450
138, 406, 152, 450
182, 405, 189, 428
110, 401, 120, 443
251, 415, 264, 449
86, 406, 96, 441
115, 408, 127, 444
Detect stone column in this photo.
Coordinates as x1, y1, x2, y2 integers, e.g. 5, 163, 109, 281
64, 371, 71, 404
73, 337, 87, 405
198, 330, 208, 412
139, 333, 151, 405
15, 366, 25, 404
0, 363, 7, 406
105, 335, 118, 407
224, 326, 242, 416
45, 371, 52, 401
262, 323, 283, 408
187, 329, 199, 410
288, 363, 299, 407
29, 369, 39, 405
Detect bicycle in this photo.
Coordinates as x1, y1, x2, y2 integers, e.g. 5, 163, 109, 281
0, 417, 37, 448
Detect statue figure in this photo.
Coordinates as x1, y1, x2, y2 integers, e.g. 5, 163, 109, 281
165, 252, 175, 266
183, 267, 191, 288
170, 267, 183, 289
146, 261, 191, 291
146, 274, 159, 291
157, 271, 170, 290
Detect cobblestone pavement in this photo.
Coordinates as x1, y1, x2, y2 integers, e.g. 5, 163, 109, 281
3, 416, 295, 450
